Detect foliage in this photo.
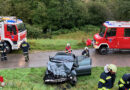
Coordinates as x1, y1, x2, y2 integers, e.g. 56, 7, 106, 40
0, 0, 129, 38
26, 24, 43, 38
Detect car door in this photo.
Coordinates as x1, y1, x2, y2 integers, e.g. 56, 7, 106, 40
106, 28, 117, 49
122, 28, 130, 49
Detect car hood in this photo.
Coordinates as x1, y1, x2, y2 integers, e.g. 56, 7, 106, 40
94, 33, 103, 41
47, 61, 75, 77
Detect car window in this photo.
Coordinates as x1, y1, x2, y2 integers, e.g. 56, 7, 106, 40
124, 28, 130, 37
7, 25, 17, 35
53, 55, 74, 61
106, 28, 116, 37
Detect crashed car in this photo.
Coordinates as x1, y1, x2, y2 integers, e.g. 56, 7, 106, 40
43, 52, 92, 85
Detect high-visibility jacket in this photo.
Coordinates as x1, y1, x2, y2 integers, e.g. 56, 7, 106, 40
98, 72, 116, 90
118, 73, 130, 90
20, 41, 30, 52
65, 46, 71, 53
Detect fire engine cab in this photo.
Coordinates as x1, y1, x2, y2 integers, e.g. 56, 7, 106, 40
0, 16, 27, 53
93, 21, 130, 55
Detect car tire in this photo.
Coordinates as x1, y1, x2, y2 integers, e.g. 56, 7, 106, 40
5, 42, 12, 53
69, 76, 77, 86
99, 46, 108, 55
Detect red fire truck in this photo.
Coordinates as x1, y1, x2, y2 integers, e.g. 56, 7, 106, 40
92, 21, 130, 55
0, 16, 27, 53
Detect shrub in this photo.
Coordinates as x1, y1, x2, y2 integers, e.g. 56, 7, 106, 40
26, 24, 43, 38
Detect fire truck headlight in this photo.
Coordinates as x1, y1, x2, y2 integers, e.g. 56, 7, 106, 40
95, 41, 99, 44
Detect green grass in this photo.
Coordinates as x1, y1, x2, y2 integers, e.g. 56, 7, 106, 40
0, 67, 129, 90
53, 31, 98, 40
11, 30, 98, 53
27, 31, 98, 51
28, 39, 86, 51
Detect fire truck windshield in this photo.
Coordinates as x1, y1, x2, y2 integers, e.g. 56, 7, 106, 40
17, 23, 26, 32
99, 26, 106, 37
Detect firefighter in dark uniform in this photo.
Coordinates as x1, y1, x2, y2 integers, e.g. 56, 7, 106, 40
20, 41, 30, 62
118, 73, 130, 90
82, 47, 90, 57
98, 64, 117, 90
0, 40, 7, 61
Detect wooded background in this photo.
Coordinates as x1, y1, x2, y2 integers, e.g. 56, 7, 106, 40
0, 0, 129, 38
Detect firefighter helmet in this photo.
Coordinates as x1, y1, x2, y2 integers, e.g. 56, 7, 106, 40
67, 43, 70, 46
84, 47, 88, 50
108, 64, 117, 73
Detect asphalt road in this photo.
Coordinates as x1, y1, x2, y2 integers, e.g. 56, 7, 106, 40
0, 49, 130, 69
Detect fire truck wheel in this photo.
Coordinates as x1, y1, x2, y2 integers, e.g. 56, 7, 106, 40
6, 43, 12, 53
99, 46, 108, 55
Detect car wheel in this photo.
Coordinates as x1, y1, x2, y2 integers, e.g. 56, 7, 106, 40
69, 76, 77, 86
99, 47, 108, 55
5, 43, 12, 53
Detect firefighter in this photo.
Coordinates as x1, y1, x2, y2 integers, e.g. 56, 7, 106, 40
98, 64, 117, 90
118, 73, 130, 90
65, 43, 72, 53
20, 41, 30, 62
0, 40, 7, 61
82, 47, 90, 57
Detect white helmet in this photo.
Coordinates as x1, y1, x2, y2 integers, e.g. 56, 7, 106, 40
108, 64, 117, 73
84, 47, 88, 50
104, 64, 109, 73
1, 82, 5, 87
67, 43, 70, 46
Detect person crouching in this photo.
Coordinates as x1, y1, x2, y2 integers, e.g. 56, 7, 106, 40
82, 47, 90, 57
98, 64, 117, 90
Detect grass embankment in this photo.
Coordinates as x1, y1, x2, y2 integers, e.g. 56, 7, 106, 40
28, 39, 84, 51
0, 67, 129, 90
27, 30, 98, 51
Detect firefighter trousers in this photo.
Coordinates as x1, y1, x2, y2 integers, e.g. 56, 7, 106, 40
1, 52, 7, 61
23, 52, 29, 62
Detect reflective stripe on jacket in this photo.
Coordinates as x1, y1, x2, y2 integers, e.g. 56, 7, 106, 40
118, 73, 130, 90
98, 72, 116, 89
20, 41, 30, 52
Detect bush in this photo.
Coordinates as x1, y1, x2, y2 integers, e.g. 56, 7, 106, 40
86, 1, 109, 25
26, 24, 43, 38
52, 27, 79, 35
80, 25, 100, 32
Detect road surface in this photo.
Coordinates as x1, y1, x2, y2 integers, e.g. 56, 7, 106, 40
0, 49, 130, 69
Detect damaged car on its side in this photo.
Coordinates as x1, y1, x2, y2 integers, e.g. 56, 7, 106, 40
43, 52, 92, 85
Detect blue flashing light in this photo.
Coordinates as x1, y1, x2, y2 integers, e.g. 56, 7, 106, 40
105, 21, 109, 23
18, 19, 22, 21
7, 20, 16, 23
105, 21, 112, 25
